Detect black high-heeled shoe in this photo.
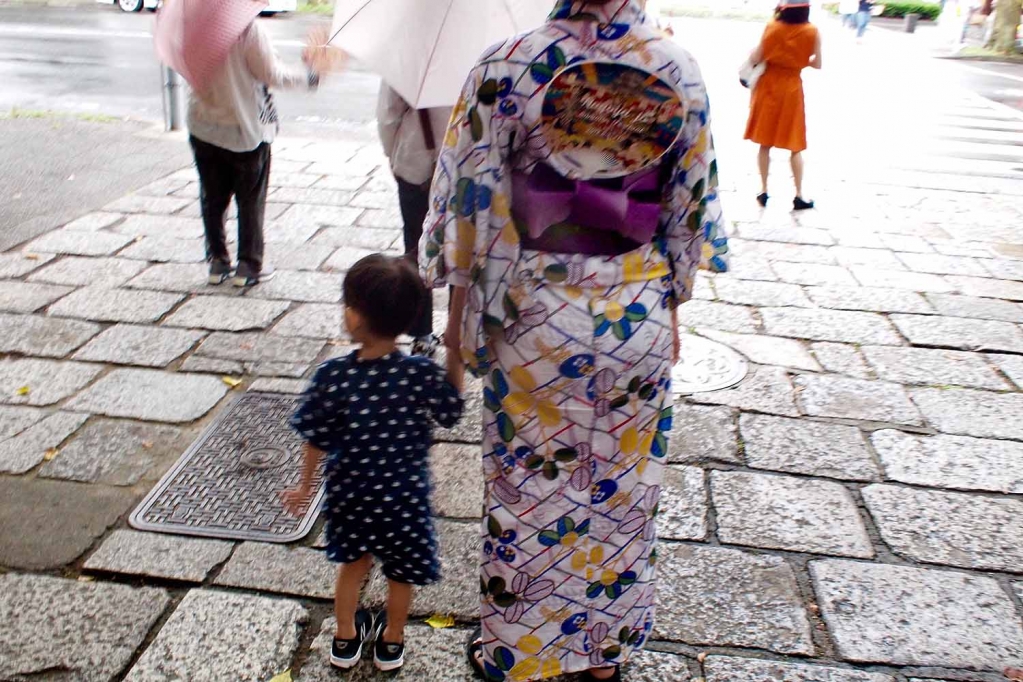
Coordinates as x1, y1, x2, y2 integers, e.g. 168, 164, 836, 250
756, 192, 769, 207
793, 196, 815, 211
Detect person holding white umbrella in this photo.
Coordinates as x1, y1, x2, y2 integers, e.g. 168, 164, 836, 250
419, 1, 728, 681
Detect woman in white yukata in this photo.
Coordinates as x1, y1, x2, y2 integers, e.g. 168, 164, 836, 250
420, 1, 728, 680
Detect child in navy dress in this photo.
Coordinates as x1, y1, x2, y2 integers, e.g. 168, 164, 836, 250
282, 254, 464, 672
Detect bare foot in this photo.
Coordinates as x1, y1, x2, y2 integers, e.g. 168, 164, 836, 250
589, 668, 616, 680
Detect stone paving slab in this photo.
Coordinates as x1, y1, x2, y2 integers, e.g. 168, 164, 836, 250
364, 520, 479, 620
660, 465, 708, 541
268, 241, 336, 271
163, 296, 290, 332
0, 405, 45, 439
49, 286, 185, 324
849, 267, 955, 294
772, 262, 858, 287
897, 253, 991, 277
863, 484, 1023, 572
0, 573, 169, 682
689, 366, 800, 418
432, 443, 485, 519
678, 300, 760, 334
946, 275, 1023, 301
271, 303, 345, 340
911, 387, 1023, 440
62, 211, 124, 231
805, 286, 933, 315
84, 529, 234, 582
24, 228, 134, 257
794, 375, 923, 426
0, 357, 103, 406
39, 419, 189, 486
73, 324, 206, 368
0, 312, 101, 357
0, 280, 72, 313
989, 353, 1023, 389
323, 246, 381, 272
925, 293, 1023, 323
214, 543, 336, 599
760, 308, 902, 346
703, 655, 896, 682
712, 471, 873, 558
114, 214, 205, 240
104, 193, 192, 215
810, 343, 874, 379
123, 589, 307, 682
196, 331, 325, 364
0, 251, 54, 278
0, 476, 137, 569
126, 263, 246, 295
810, 559, 1023, 670
28, 255, 149, 288
871, 429, 1023, 493
890, 314, 1023, 353
0, 411, 90, 474
668, 403, 740, 464
248, 270, 344, 304
740, 414, 880, 481
698, 329, 821, 371
654, 543, 813, 654
249, 378, 309, 394
67, 368, 229, 423
709, 276, 813, 308
861, 345, 1009, 390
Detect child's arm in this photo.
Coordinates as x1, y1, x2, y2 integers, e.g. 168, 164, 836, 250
445, 347, 465, 394
282, 442, 324, 516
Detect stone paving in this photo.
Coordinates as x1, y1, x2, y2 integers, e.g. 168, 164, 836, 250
0, 132, 1022, 682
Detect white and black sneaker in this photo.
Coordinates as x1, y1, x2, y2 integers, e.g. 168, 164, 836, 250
330, 609, 373, 670
372, 611, 406, 672
410, 334, 439, 359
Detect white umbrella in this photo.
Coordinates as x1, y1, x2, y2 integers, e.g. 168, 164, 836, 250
328, 0, 554, 109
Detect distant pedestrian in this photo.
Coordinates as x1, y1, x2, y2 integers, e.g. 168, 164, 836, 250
376, 85, 453, 357
744, 1, 822, 210
282, 254, 464, 674
856, 0, 876, 38
187, 18, 319, 287
839, 0, 859, 26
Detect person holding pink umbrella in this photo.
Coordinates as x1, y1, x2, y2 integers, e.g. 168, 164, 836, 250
156, 0, 321, 287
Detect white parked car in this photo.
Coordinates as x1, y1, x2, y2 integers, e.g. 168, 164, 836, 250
99, 0, 296, 13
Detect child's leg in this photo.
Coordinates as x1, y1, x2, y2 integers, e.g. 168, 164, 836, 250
382, 579, 413, 644
233, 142, 272, 276
335, 555, 373, 639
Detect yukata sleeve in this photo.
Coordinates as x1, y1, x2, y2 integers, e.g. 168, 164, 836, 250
661, 75, 729, 307
290, 363, 346, 451
421, 361, 464, 429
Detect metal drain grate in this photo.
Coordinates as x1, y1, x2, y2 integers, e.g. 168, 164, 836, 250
672, 335, 750, 395
129, 392, 323, 543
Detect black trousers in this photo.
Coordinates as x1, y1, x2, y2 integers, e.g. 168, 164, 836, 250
397, 176, 433, 338
190, 136, 271, 273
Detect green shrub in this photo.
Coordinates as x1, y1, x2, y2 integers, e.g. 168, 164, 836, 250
878, 2, 942, 20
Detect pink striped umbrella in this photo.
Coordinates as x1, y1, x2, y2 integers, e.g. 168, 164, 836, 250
154, 0, 269, 94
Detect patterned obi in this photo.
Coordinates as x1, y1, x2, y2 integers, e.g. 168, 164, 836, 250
512, 163, 665, 257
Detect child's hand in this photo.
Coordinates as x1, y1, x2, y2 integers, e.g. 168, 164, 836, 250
280, 486, 313, 517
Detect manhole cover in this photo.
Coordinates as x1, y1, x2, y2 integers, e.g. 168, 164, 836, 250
672, 335, 749, 395
129, 392, 323, 543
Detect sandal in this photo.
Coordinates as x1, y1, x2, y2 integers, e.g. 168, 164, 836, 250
466, 626, 491, 681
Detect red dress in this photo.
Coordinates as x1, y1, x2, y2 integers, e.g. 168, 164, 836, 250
745, 21, 818, 153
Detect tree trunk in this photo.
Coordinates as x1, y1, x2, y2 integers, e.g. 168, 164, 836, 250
990, 0, 1022, 53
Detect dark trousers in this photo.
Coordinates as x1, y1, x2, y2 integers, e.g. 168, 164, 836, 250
190, 136, 271, 273
397, 176, 433, 338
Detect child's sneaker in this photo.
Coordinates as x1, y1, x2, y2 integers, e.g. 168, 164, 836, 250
372, 611, 405, 672
410, 334, 439, 359
330, 609, 373, 670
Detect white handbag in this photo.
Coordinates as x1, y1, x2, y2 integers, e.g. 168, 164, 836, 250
739, 58, 766, 90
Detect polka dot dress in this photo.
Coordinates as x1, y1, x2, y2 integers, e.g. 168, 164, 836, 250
291, 351, 464, 586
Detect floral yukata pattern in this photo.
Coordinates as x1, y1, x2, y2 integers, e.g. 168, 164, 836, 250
419, 1, 727, 679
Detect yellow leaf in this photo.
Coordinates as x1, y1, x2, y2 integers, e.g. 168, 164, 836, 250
23, 253, 40, 261
16, 385, 30, 396
141, 441, 154, 450
77, 575, 94, 582
43, 448, 59, 462
222, 376, 243, 389
425, 614, 455, 629
268, 671, 292, 682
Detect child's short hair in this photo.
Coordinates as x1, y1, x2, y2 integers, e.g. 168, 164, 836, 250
343, 254, 427, 338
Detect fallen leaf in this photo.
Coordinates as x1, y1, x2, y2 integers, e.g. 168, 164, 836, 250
222, 376, 243, 389
696, 652, 707, 664
16, 386, 30, 396
43, 448, 58, 461
268, 671, 292, 682
141, 441, 154, 449
23, 253, 40, 261
1006, 668, 1023, 681
425, 614, 455, 629
77, 576, 94, 582
240, 342, 255, 351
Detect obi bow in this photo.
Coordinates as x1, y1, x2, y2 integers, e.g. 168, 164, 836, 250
511, 163, 664, 245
